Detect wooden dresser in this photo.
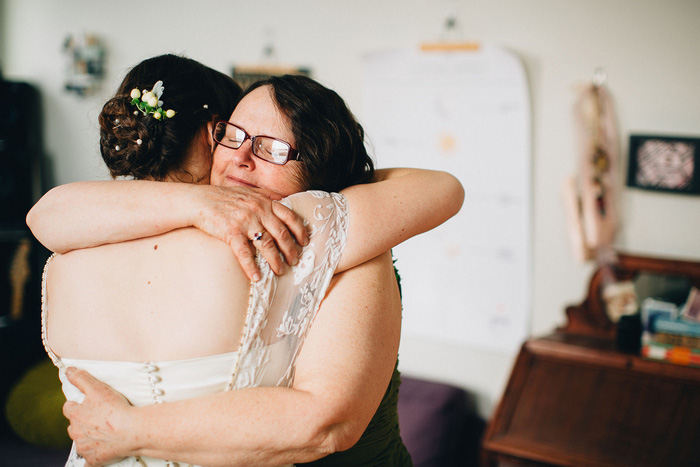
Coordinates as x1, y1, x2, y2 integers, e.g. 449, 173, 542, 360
481, 253, 700, 466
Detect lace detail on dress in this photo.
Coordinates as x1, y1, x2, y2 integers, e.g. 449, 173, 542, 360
230, 191, 348, 389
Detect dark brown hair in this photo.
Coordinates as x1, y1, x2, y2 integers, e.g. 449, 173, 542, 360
99, 54, 242, 181
245, 75, 374, 192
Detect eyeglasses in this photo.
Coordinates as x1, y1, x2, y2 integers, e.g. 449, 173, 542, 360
212, 121, 300, 165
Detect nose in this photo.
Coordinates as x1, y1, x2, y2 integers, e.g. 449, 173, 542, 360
225, 139, 256, 168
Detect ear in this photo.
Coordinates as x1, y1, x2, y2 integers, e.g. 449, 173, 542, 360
206, 121, 215, 148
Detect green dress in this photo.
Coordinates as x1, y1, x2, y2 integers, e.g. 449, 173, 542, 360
298, 261, 412, 466
297, 361, 413, 466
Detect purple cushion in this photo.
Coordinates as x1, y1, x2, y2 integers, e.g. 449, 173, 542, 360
398, 375, 485, 466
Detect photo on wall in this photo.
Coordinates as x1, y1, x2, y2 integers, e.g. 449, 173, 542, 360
231, 65, 311, 90
626, 134, 700, 195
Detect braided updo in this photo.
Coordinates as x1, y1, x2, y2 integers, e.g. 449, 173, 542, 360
99, 54, 242, 181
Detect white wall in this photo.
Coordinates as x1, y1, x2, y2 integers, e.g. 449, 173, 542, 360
3, 0, 700, 418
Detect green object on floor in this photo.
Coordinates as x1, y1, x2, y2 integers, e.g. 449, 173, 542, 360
5, 358, 71, 449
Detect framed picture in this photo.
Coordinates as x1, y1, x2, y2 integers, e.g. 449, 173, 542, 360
626, 134, 700, 195
231, 65, 311, 90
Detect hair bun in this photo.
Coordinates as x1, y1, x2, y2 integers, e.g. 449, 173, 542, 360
99, 96, 169, 179
97, 54, 242, 182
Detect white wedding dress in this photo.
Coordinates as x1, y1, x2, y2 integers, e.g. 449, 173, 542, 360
41, 191, 348, 467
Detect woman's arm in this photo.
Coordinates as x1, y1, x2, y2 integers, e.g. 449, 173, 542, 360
26, 180, 308, 280
64, 252, 401, 466
27, 168, 463, 279
337, 167, 464, 272
27, 181, 196, 252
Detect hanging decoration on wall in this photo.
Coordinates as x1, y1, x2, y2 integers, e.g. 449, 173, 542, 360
563, 68, 620, 264
563, 69, 634, 324
62, 33, 106, 96
230, 30, 310, 89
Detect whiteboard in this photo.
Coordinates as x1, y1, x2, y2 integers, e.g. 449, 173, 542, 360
362, 44, 532, 353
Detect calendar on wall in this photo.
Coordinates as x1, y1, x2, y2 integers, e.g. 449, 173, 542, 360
362, 44, 532, 353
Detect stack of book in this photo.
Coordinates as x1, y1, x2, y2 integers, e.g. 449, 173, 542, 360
642, 287, 700, 368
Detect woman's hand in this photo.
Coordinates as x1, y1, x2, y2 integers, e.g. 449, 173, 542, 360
191, 185, 309, 281
63, 368, 135, 466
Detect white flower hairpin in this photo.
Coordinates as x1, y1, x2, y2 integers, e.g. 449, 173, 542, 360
129, 80, 176, 120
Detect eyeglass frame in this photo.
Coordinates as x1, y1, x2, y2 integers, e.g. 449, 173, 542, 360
212, 120, 301, 165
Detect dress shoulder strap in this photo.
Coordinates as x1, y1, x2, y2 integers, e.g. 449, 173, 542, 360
41, 253, 66, 371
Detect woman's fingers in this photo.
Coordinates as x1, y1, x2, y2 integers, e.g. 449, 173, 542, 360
196, 186, 310, 276
256, 208, 307, 268
232, 218, 305, 281
250, 230, 286, 275
65, 367, 104, 395
229, 234, 265, 281
272, 201, 309, 247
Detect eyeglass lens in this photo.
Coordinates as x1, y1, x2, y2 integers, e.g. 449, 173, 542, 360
214, 122, 292, 164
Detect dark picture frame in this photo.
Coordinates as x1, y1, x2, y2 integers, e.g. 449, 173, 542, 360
627, 134, 700, 195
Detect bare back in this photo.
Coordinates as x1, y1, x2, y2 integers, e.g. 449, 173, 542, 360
45, 227, 250, 363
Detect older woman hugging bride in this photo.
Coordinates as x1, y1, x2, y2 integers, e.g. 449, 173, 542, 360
28, 54, 463, 466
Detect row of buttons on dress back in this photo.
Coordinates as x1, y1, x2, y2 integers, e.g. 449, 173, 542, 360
139, 363, 194, 467
144, 362, 165, 404
135, 458, 191, 467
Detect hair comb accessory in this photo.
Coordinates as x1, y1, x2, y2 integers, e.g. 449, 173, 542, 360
129, 81, 176, 120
